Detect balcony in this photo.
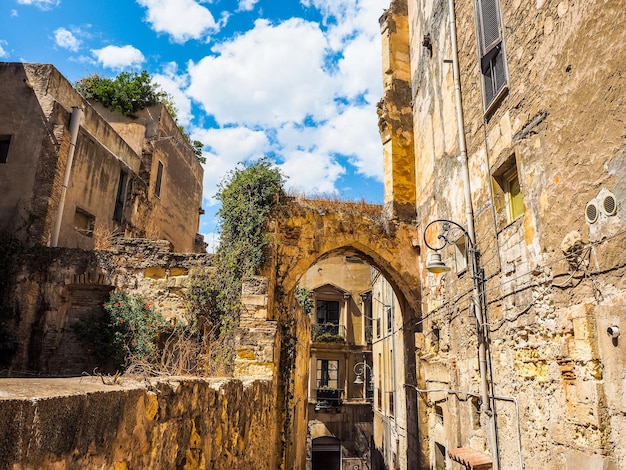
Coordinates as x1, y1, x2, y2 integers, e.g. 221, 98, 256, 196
311, 324, 346, 342
315, 388, 343, 409
365, 325, 373, 344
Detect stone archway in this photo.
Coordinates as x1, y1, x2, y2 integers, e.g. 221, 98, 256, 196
263, 199, 424, 470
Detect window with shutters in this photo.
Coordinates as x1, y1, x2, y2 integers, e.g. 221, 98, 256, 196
492, 154, 524, 228
476, 0, 508, 113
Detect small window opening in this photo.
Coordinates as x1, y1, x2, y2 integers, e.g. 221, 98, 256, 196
434, 403, 444, 426
73, 208, 95, 237
492, 155, 524, 228
113, 170, 128, 223
154, 160, 164, 198
431, 327, 440, 353
0, 136, 11, 163
435, 442, 446, 469
454, 236, 468, 273
471, 396, 481, 429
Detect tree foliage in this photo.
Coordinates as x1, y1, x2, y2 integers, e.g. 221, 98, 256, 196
75, 71, 204, 160
75, 71, 170, 118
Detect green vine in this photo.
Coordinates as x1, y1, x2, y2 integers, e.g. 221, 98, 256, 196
295, 286, 313, 315
186, 158, 285, 372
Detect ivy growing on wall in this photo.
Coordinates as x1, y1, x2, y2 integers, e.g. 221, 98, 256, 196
186, 158, 285, 372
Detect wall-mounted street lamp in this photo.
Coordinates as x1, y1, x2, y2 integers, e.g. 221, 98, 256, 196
423, 218, 492, 416
354, 360, 374, 392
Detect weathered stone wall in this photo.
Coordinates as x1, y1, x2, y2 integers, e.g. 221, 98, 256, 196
267, 199, 421, 469
0, 376, 278, 470
0, 239, 211, 375
401, 0, 626, 468
0, 63, 203, 253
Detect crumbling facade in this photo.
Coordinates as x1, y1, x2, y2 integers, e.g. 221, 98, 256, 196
0, 62, 204, 253
379, 0, 626, 468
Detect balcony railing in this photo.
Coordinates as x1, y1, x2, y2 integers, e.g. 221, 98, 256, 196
311, 324, 346, 342
315, 388, 343, 409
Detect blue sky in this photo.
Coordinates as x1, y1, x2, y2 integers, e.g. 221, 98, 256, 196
1, 0, 387, 251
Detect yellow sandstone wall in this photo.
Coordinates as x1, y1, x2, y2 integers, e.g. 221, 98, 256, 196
0, 377, 277, 470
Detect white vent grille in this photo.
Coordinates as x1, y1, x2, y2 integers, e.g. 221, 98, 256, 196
602, 193, 617, 216
585, 201, 599, 224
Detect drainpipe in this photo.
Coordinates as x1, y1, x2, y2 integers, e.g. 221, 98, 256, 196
447, 0, 499, 467
51, 106, 82, 247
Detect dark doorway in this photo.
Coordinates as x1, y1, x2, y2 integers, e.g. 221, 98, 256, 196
312, 436, 341, 470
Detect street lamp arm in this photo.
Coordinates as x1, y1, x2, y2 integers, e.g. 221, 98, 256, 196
423, 218, 474, 252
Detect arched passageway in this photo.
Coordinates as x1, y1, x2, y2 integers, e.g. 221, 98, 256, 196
263, 199, 425, 469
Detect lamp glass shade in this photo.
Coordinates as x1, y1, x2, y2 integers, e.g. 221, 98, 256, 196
426, 253, 451, 273
354, 374, 364, 385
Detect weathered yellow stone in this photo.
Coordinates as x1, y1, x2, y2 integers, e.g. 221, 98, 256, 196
144, 266, 166, 279
145, 391, 159, 421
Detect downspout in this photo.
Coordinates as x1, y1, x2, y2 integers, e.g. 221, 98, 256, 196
51, 106, 82, 247
447, 0, 500, 467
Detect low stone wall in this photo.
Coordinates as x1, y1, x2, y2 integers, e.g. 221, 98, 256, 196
0, 376, 278, 469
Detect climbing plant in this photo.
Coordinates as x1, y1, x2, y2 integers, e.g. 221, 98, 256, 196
186, 158, 285, 372
295, 286, 313, 315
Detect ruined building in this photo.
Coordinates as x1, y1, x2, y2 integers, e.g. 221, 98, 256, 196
378, 0, 626, 468
0, 62, 204, 253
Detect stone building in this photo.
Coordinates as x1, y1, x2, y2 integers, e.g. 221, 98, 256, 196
0, 62, 204, 253
369, 272, 407, 470
299, 256, 374, 470
378, 0, 626, 469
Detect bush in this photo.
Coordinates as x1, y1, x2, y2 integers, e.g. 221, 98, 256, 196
74, 289, 172, 370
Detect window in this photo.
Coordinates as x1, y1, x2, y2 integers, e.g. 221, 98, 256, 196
376, 317, 381, 338
505, 168, 524, 220
454, 237, 468, 273
492, 155, 524, 228
386, 306, 392, 332
113, 170, 128, 223
154, 160, 164, 198
316, 300, 339, 325
0, 135, 11, 163
73, 208, 95, 237
316, 359, 339, 389
434, 403, 444, 425
476, 0, 507, 112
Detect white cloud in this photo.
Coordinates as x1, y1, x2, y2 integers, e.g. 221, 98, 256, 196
193, 126, 271, 204
137, 0, 220, 44
91, 45, 145, 70
17, 0, 59, 10
181, 0, 386, 208
237, 0, 259, 11
153, 62, 193, 126
10, 9, 18, 17
54, 27, 81, 52
187, 18, 335, 127
0, 41, 8, 58
279, 150, 345, 195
